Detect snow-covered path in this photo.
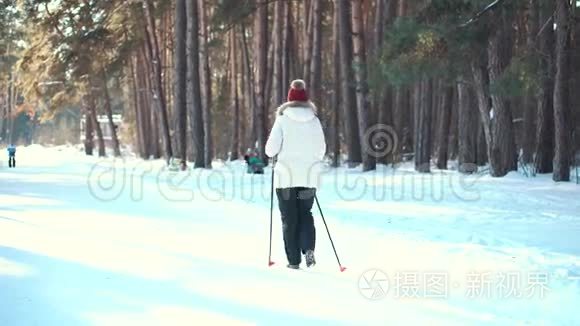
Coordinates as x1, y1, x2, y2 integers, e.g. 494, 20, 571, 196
1, 146, 579, 325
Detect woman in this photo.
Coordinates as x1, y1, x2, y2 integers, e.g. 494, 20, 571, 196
265, 79, 326, 269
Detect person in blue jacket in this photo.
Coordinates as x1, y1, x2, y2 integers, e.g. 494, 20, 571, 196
7, 144, 16, 168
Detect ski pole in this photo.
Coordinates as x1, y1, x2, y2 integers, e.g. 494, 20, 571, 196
268, 158, 276, 267
314, 194, 346, 272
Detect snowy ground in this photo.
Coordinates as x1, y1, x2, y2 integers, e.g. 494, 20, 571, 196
1, 145, 579, 325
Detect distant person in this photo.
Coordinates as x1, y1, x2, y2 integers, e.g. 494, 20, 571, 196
7, 144, 16, 168
247, 152, 265, 174
265, 79, 326, 270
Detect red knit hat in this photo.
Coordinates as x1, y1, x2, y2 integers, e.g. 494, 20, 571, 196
287, 79, 309, 102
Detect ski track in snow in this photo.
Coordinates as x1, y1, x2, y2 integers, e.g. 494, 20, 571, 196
1, 145, 579, 325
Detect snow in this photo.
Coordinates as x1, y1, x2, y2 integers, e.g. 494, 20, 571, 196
1, 145, 580, 325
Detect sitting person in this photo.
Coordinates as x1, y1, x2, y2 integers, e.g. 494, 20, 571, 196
247, 152, 264, 174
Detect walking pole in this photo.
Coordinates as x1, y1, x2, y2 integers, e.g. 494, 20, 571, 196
268, 157, 276, 267
314, 194, 346, 272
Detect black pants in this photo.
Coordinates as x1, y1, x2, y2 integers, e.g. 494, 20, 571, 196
8, 156, 15, 168
276, 187, 316, 265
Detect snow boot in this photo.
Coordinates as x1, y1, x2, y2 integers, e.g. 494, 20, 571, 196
305, 250, 316, 268
287, 264, 300, 270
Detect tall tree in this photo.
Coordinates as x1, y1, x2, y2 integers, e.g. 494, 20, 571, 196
436, 83, 454, 169
186, 0, 205, 168
199, 0, 213, 168
101, 70, 121, 157
553, 0, 572, 181
535, 0, 555, 174
331, 1, 341, 168
143, 0, 173, 162
487, 16, 517, 177
351, 0, 375, 171
414, 78, 433, 172
254, 2, 268, 160
174, 0, 188, 162
309, 0, 323, 102
337, 0, 362, 166
230, 28, 240, 160
521, 0, 538, 164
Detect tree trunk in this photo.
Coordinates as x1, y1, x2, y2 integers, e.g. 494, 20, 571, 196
88, 86, 105, 157
414, 78, 433, 173
199, 0, 213, 168
82, 93, 94, 156
254, 2, 268, 161
487, 24, 517, 177
272, 1, 284, 106
337, 0, 362, 166
436, 83, 453, 169
101, 69, 121, 157
282, 2, 292, 94
241, 23, 257, 151
6, 72, 15, 144
143, 0, 173, 162
393, 87, 405, 164
351, 0, 375, 171
230, 29, 240, 160
303, 0, 314, 85
174, 0, 188, 162
331, 1, 341, 168
309, 0, 323, 102
130, 55, 146, 158
553, 0, 572, 181
522, 0, 538, 164
458, 77, 479, 174
448, 86, 459, 160
535, 0, 555, 174
186, 0, 205, 168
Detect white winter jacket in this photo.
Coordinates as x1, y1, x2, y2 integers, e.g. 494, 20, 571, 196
265, 101, 326, 189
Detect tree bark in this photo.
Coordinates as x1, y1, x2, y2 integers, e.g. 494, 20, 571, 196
230, 28, 240, 160
303, 0, 314, 85
174, 0, 187, 162
282, 2, 292, 94
352, 0, 375, 171
143, 0, 173, 162
199, 0, 213, 168
272, 1, 284, 106
460, 76, 481, 174
487, 23, 517, 177
186, 0, 205, 168
337, 0, 362, 166
130, 55, 146, 158
254, 2, 268, 160
82, 93, 94, 156
331, 1, 341, 167
101, 69, 121, 157
535, 0, 555, 174
88, 86, 105, 157
553, 0, 572, 181
414, 78, 433, 173
522, 0, 538, 164
436, 83, 453, 169
309, 0, 323, 102
241, 23, 257, 150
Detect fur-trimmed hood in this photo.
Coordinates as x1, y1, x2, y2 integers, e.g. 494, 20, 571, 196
276, 101, 318, 117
